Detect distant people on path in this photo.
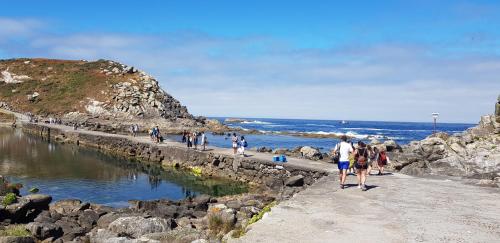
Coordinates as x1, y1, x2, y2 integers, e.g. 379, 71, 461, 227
231, 133, 238, 155
367, 145, 376, 176
201, 132, 208, 151
333, 135, 353, 189
187, 133, 193, 148
354, 141, 369, 191
182, 130, 187, 143
151, 126, 161, 143
193, 132, 199, 150
377, 148, 389, 175
129, 125, 135, 137
238, 136, 247, 156
133, 124, 139, 137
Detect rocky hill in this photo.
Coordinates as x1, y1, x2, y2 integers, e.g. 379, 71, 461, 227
0, 58, 222, 132
391, 96, 500, 182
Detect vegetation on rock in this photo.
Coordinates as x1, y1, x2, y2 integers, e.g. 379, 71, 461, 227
0, 225, 31, 237
2, 192, 17, 206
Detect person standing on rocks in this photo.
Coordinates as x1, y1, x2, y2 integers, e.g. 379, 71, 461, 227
231, 133, 239, 155
333, 135, 353, 189
354, 141, 369, 191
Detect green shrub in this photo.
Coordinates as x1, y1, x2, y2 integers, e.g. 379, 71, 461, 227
248, 201, 277, 225
0, 225, 31, 237
2, 192, 17, 206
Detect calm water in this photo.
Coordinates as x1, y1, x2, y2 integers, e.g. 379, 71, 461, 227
171, 118, 475, 152
0, 127, 247, 207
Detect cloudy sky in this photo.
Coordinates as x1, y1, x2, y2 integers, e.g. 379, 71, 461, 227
2, 0, 500, 123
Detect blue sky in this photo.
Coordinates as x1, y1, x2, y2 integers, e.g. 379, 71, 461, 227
2, 0, 500, 123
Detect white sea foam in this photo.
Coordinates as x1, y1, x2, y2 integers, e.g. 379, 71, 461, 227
241, 120, 273, 125
340, 127, 428, 132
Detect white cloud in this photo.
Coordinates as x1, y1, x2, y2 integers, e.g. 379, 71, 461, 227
0, 18, 43, 38
1, 18, 499, 123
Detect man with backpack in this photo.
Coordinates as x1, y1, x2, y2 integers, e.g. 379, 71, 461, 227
333, 135, 353, 189
354, 141, 369, 191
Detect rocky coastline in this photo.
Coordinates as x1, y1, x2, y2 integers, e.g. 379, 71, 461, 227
389, 96, 500, 186
0, 121, 330, 242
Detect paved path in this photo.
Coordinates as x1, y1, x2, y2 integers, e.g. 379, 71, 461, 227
231, 172, 500, 243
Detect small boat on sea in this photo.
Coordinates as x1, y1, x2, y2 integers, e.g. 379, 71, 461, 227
340, 120, 348, 124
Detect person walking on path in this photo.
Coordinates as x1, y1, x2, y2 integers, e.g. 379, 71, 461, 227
367, 145, 376, 176
333, 135, 353, 189
133, 124, 139, 137
377, 148, 389, 175
182, 130, 187, 143
200, 132, 207, 151
231, 133, 238, 155
348, 141, 356, 175
187, 133, 193, 148
354, 141, 369, 191
238, 136, 247, 156
193, 132, 199, 150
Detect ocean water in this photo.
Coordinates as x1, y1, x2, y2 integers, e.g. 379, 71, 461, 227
172, 118, 475, 152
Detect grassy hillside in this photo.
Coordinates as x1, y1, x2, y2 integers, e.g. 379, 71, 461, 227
0, 58, 128, 116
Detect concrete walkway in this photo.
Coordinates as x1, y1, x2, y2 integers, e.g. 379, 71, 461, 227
231, 173, 500, 243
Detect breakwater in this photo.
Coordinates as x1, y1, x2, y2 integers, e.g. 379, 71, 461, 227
21, 122, 329, 194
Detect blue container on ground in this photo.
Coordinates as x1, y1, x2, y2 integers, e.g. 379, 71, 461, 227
279, 155, 287, 162
273, 156, 280, 162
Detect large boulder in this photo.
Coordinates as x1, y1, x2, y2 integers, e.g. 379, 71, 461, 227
49, 199, 84, 214
299, 146, 323, 160
25, 222, 63, 240
108, 216, 174, 238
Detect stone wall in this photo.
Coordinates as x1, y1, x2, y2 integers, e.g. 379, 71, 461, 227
21, 123, 328, 193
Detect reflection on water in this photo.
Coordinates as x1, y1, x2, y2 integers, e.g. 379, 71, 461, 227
0, 127, 247, 207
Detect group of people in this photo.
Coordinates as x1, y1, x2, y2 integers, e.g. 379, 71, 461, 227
182, 130, 208, 151
333, 135, 390, 191
230, 133, 248, 156
149, 126, 163, 143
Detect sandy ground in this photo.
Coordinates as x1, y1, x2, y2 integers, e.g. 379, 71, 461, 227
231, 173, 500, 243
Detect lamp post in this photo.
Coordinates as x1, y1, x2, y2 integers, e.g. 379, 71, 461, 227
432, 112, 439, 134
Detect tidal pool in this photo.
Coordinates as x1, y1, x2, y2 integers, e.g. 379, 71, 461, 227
0, 127, 247, 207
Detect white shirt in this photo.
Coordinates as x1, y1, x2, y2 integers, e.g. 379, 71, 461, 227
336, 142, 353, 162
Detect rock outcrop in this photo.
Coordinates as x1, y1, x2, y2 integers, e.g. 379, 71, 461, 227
392, 97, 500, 179
0, 58, 210, 133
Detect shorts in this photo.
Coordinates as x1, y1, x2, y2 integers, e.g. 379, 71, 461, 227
338, 161, 349, 170
355, 162, 368, 170
232, 142, 238, 148
377, 160, 387, 167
